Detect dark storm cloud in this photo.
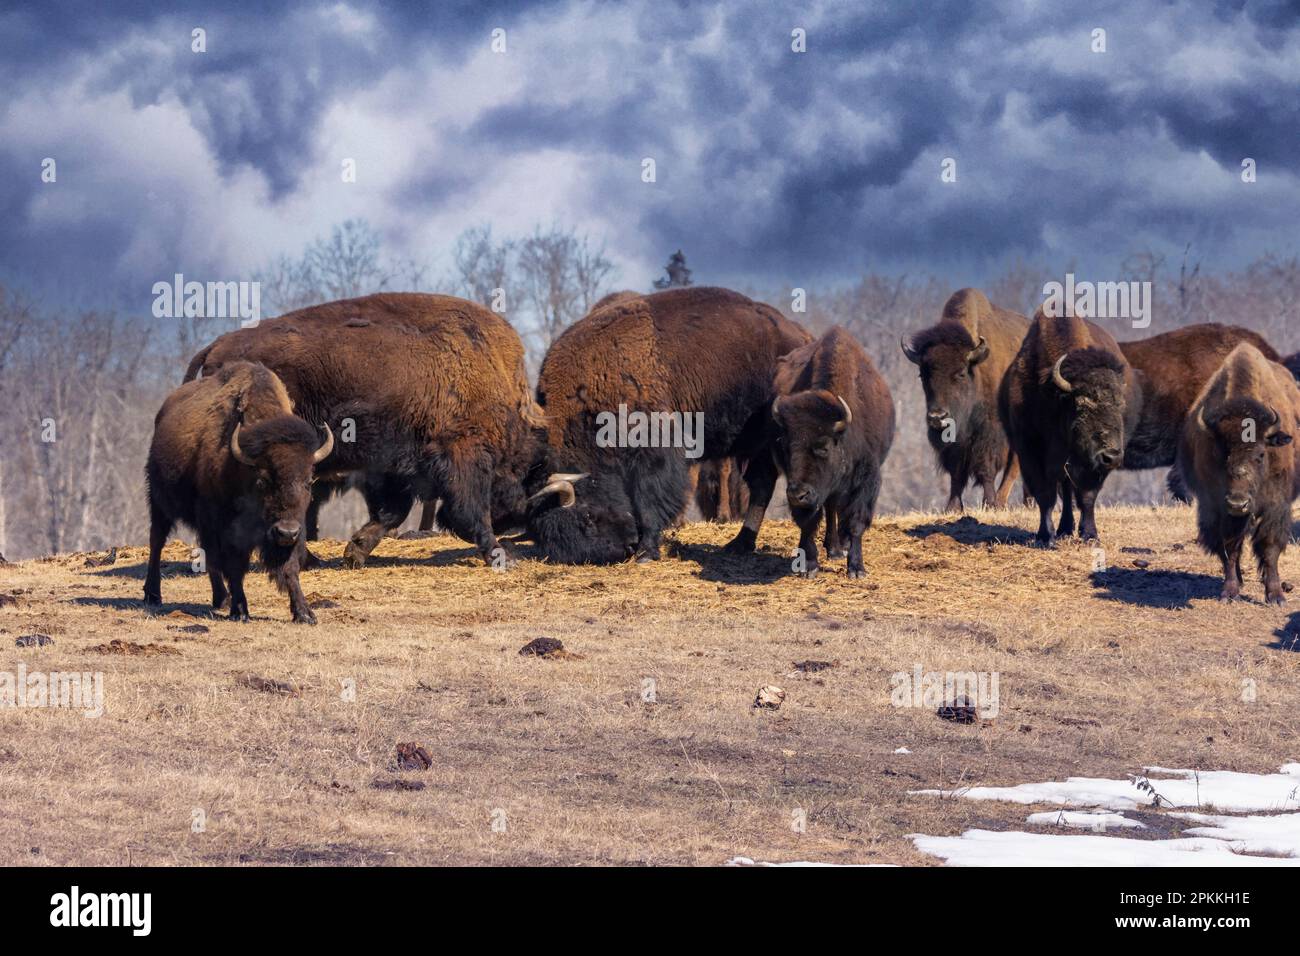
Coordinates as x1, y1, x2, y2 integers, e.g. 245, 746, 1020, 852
0, 0, 1297, 303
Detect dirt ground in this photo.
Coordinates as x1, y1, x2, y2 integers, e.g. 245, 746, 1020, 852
1, 504, 1296, 866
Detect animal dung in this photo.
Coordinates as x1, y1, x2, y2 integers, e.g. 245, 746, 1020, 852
754, 685, 786, 709
518, 637, 584, 660
394, 742, 433, 771
235, 674, 302, 697
93, 639, 180, 657
792, 659, 838, 673
15, 634, 54, 648
937, 696, 978, 724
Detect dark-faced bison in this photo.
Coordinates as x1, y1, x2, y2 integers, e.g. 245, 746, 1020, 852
144, 362, 334, 623
1000, 307, 1142, 545
1179, 343, 1300, 603
902, 288, 1027, 511
1118, 324, 1279, 496
527, 286, 810, 564
184, 293, 544, 569
770, 326, 894, 579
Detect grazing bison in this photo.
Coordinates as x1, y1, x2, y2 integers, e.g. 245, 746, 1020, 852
144, 362, 334, 623
902, 288, 1027, 511
527, 286, 811, 563
1118, 324, 1279, 499
770, 327, 895, 579
184, 293, 544, 569
1179, 343, 1300, 603
999, 307, 1142, 545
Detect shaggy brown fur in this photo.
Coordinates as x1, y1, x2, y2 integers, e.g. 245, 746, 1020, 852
771, 326, 895, 579
999, 307, 1142, 545
145, 362, 331, 623
1179, 343, 1300, 603
1119, 323, 1279, 476
902, 288, 1027, 511
530, 286, 810, 564
184, 293, 543, 569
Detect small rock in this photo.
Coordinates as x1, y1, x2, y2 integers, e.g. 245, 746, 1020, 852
371, 778, 426, 792
937, 696, 978, 724
1132, 559, 1150, 569
754, 685, 786, 710
394, 742, 433, 771
0, 593, 19, 609
1284, 582, 1294, 594
1121, 546, 1155, 555
167, 623, 209, 634
15, 634, 53, 648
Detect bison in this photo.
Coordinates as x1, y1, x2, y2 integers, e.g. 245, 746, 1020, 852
144, 361, 334, 623
184, 293, 544, 569
1118, 324, 1279, 500
527, 286, 811, 563
999, 307, 1142, 545
1179, 343, 1300, 603
901, 288, 1027, 511
770, 327, 895, 579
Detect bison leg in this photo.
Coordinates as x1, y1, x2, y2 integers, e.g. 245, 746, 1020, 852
724, 455, 776, 554
143, 508, 171, 607
208, 568, 229, 612
1218, 536, 1245, 601
344, 474, 415, 569
1075, 486, 1101, 542
795, 511, 822, 579
437, 445, 510, 567
418, 498, 437, 532
993, 450, 1020, 509
1254, 526, 1286, 605
1055, 483, 1076, 538
224, 551, 251, 622
694, 461, 722, 522
282, 559, 317, 625
823, 506, 847, 558
845, 517, 869, 579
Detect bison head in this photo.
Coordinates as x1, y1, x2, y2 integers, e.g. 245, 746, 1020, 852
1049, 348, 1129, 479
1197, 398, 1293, 517
902, 327, 990, 441
230, 417, 333, 564
526, 471, 639, 564
771, 390, 852, 518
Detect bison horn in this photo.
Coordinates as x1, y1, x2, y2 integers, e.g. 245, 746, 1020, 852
771, 395, 783, 419
230, 421, 256, 466
527, 472, 588, 509
901, 334, 921, 364
834, 394, 852, 432
312, 423, 334, 464
966, 336, 989, 366
1051, 354, 1073, 393
1266, 404, 1280, 428
1196, 403, 1211, 431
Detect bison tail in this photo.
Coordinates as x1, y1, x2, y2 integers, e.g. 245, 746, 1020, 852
182, 342, 215, 383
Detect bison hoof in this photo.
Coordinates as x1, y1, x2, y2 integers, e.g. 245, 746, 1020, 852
846, 567, 866, 580
1266, 592, 1286, 606
293, 610, 318, 625
635, 547, 660, 563
723, 534, 755, 555
800, 566, 820, 580
342, 546, 367, 569
826, 547, 847, 558
1219, 587, 1240, 602
143, 592, 161, 607
230, 609, 251, 623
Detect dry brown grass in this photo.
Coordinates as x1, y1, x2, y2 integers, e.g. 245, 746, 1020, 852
1, 504, 1297, 866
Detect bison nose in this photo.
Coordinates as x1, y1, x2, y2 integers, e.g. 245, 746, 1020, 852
1096, 447, 1120, 469
272, 520, 302, 544
1225, 494, 1251, 516
926, 409, 948, 429
788, 483, 813, 505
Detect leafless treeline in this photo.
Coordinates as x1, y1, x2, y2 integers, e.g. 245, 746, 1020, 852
1, 230, 1297, 560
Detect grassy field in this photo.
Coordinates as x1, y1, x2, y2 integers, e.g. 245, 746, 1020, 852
1, 504, 1297, 866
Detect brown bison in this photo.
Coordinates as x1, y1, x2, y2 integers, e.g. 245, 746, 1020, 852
902, 288, 1027, 511
527, 286, 811, 563
1179, 343, 1300, 603
1118, 324, 1279, 499
999, 307, 1142, 545
184, 294, 543, 569
144, 362, 334, 623
771, 327, 895, 579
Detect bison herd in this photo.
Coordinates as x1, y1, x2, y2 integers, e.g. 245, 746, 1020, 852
143, 285, 1300, 622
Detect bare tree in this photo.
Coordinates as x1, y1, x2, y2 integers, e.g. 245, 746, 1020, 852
517, 224, 615, 353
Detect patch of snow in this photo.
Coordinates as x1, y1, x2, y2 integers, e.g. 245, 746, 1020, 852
911, 763, 1300, 813
910, 829, 1300, 867
1170, 812, 1300, 859
894, 747, 912, 754
725, 856, 895, 867
1025, 810, 1145, 830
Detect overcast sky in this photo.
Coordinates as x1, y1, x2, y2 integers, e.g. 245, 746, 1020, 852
1, 0, 1297, 312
